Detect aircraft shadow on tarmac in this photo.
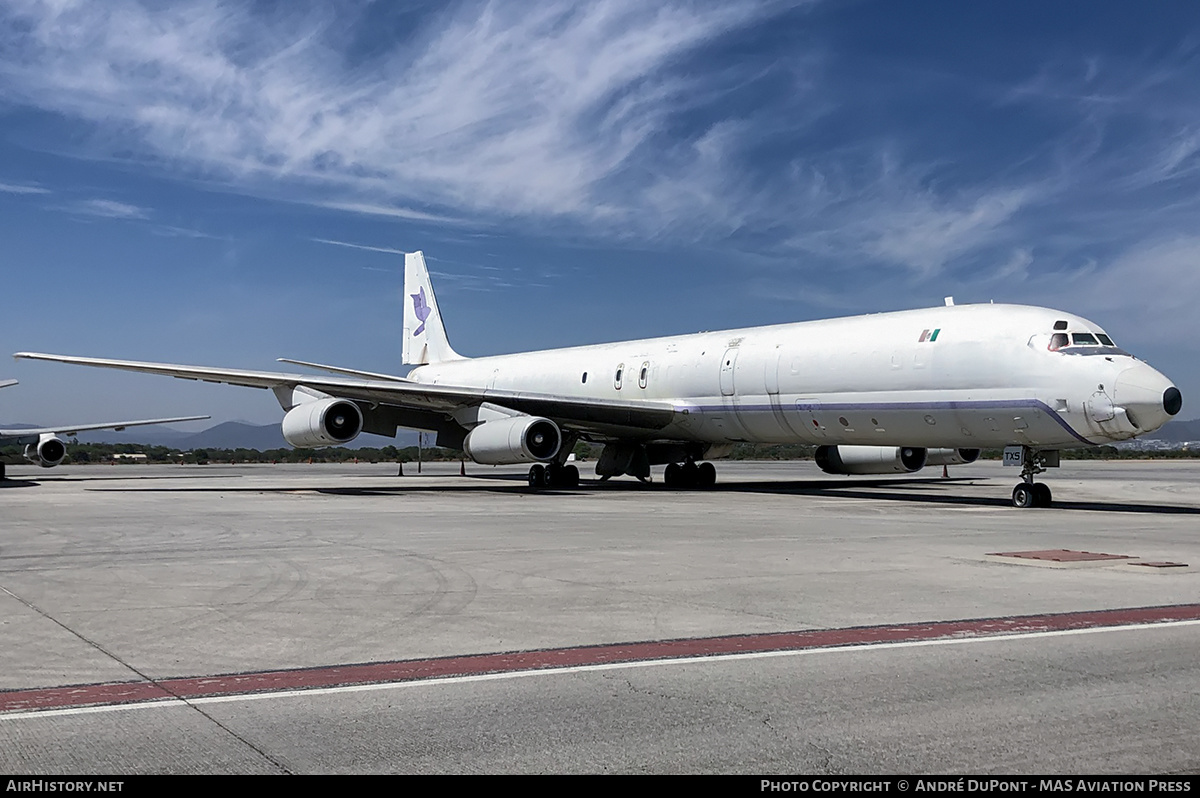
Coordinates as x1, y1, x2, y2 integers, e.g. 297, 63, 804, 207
79, 473, 1200, 515
0, 477, 39, 489
0, 473, 237, 487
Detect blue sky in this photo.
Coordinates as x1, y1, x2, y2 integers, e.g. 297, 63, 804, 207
2, 0, 1198, 427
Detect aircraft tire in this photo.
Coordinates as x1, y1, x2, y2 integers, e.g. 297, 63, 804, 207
697, 461, 716, 488
528, 464, 546, 489
664, 463, 681, 488
1033, 482, 1052, 507
681, 461, 699, 488
563, 464, 580, 488
1012, 483, 1036, 508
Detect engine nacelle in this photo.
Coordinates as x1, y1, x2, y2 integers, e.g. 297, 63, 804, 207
924, 448, 981, 466
281, 398, 363, 448
24, 433, 67, 468
463, 416, 561, 465
815, 445, 927, 475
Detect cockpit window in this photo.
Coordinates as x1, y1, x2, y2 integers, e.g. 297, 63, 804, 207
1053, 320, 1068, 331
1048, 328, 1125, 355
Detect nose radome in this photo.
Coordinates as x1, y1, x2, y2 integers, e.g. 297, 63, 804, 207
1164, 386, 1183, 417
1113, 364, 1178, 433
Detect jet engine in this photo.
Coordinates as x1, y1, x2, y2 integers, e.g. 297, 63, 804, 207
24, 433, 67, 468
281, 398, 363, 448
463, 416, 561, 465
924, 448, 981, 466
815, 445, 927, 475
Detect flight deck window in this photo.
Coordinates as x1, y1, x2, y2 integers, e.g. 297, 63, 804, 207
1053, 320, 1068, 331
1049, 333, 1068, 351
1072, 333, 1099, 346
1097, 334, 1115, 346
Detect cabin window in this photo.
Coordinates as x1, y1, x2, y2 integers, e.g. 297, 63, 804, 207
1072, 333, 1099, 346
581, 372, 588, 384
638, 362, 649, 389
1049, 333, 1068, 351
614, 364, 624, 390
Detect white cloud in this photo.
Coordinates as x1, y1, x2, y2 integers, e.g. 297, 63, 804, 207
990, 248, 1034, 282
0, 0, 781, 228
311, 237, 407, 256
861, 188, 1032, 277
779, 149, 1042, 278
74, 199, 150, 219
1076, 236, 1200, 346
0, 181, 51, 194
317, 202, 459, 225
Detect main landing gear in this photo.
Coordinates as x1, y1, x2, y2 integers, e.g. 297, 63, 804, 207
663, 460, 717, 489
1011, 446, 1053, 508
527, 462, 580, 489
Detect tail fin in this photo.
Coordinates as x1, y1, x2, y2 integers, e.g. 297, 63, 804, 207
403, 251, 465, 365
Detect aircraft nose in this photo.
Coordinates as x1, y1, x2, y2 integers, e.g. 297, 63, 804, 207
1164, 386, 1183, 417
1112, 363, 1180, 433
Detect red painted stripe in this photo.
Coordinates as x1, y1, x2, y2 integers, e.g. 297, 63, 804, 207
4, 603, 1198, 714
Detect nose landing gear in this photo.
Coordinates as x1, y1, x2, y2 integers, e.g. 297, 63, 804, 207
1010, 446, 1055, 508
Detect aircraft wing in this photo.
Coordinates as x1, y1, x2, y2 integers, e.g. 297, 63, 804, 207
0, 414, 210, 440
12, 353, 677, 432
0, 379, 17, 390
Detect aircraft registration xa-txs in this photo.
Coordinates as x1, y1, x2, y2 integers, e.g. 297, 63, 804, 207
15, 252, 1182, 507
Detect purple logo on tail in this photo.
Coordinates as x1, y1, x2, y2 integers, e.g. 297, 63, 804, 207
410, 287, 431, 336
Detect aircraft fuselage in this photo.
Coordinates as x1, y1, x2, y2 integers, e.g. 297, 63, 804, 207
408, 303, 1177, 450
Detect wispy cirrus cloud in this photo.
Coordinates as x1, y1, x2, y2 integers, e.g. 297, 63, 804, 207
0, 181, 51, 194
316, 202, 460, 225
312, 238, 407, 256
0, 0, 791, 231
73, 199, 150, 219
5, 0, 1200, 298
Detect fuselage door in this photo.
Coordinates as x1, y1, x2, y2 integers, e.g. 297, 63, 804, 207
764, 347, 781, 395
719, 348, 739, 396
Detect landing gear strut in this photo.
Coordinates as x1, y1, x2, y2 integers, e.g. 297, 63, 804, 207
527, 462, 580, 490
663, 460, 716, 489
1011, 447, 1053, 508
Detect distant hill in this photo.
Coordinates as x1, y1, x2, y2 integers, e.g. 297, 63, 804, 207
73, 421, 420, 450
1148, 418, 1200, 444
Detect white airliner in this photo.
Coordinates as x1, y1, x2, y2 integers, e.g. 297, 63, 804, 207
0, 380, 208, 480
15, 252, 1182, 507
